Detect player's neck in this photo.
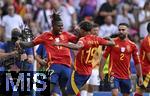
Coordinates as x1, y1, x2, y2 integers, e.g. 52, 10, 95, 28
52, 30, 60, 36
119, 37, 128, 41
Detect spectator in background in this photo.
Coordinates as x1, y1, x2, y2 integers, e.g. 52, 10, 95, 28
95, 0, 106, 13
116, 4, 135, 27
14, 0, 27, 17
1, 4, 24, 41
51, 0, 77, 31
0, 8, 3, 41
116, 3, 137, 36
99, 15, 118, 38
79, 0, 97, 22
138, 0, 150, 39
95, 0, 117, 26
36, 0, 52, 33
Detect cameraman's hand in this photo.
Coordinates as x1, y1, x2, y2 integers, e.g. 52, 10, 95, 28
15, 40, 22, 49
10, 50, 18, 56
21, 53, 28, 61
40, 60, 47, 66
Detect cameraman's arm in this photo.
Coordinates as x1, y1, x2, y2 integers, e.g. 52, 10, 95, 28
16, 41, 34, 48
0, 50, 18, 58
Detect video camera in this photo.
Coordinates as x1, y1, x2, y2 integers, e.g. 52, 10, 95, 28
11, 26, 34, 43
0, 27, 34, 69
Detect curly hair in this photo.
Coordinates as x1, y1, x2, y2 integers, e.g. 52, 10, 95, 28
51, 11, 62, 24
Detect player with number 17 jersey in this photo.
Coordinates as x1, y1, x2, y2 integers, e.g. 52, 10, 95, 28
33, 32, 76, 67
103, 37, 140, 79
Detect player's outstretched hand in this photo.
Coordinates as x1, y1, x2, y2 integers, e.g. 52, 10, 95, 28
15, 40, 22, 49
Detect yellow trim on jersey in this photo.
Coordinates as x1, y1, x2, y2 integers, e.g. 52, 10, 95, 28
142, 51, 145, 61
74, 59, 77, 70
71, 71, 80, 95
143, 72, 150, 88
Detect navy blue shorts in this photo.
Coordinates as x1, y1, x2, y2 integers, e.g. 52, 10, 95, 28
66, 71, 90, 95
110, 76, 131, 94
51, 85, 62, 96
49, 64, 71, 88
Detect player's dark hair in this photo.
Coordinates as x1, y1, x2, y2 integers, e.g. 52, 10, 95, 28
147, 22, 150, 33
119, 23, 129, 28
51, 12, 62, 25
79, 21, 93, 31
92, 23, 99, 28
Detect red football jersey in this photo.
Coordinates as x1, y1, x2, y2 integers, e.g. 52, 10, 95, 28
103, 37, 140, 79
140, 36, 150, 75
33, 32, 76, 67
74, 35, 109, 75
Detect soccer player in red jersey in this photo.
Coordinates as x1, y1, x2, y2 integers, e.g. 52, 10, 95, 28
134, 23, 150, 96
16, 12, 76, 96
99, 23, 143, 96
54, 21, 115, 96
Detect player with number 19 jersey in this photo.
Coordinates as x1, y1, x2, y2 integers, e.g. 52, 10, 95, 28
103, 37, 140, 79
75, 35, 109, 75
66, 35, 110, 95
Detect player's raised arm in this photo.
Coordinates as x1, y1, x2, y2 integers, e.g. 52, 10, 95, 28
53, 41, 84, 50
103, 37, 115, 46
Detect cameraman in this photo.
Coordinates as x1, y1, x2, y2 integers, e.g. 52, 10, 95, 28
0, 28, 34, 71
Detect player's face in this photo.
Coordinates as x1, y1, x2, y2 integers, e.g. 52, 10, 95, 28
118, 25, 128, 40
80, 29, 87, 37
53, 21, 63, 35
91, 27, 99, 36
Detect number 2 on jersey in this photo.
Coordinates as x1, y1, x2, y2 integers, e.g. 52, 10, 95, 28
120, 53, 124, 60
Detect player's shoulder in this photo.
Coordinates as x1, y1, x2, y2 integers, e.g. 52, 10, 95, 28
42, 32, 52, 36
127, 39, 137, 47
113, 37, 119, 41
61, 31, 72, 35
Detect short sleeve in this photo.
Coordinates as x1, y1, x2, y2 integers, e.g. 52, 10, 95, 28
33, 33, 46, 45
144, 37, 150, 52
97, 37, 109, 45
132, 44, 140, 65
77, 37, 85, 47
65, 32, 77, 43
